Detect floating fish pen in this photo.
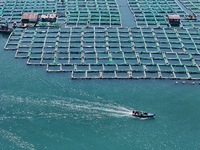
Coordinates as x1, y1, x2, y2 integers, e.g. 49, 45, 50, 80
2, 0, 200, 80
0, 0, 64, 24
46, 63, 200, 80
127, 0, 200, 28
4, 26, 200, 80
127, 0, 184, 27
0, 0, 121, 27
6, 26, 200, 53
65, 0, 121, 27
179, 0, 200, 17
70, 70, 200, 80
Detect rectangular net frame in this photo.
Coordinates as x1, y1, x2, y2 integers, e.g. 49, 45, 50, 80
4, 26, 200, 79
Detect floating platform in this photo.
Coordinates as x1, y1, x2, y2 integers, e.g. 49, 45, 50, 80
2, 0, 200, 80
0, 0, 199, 28
127, 0, 200, 28
70, 70, 200, 80
180, 0, 200, 19
4, 26, 200, 79
0, 0, 121, 27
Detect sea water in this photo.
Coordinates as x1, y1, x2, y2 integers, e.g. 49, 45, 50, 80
1, 1, 200, 148
1, 33, 200, 150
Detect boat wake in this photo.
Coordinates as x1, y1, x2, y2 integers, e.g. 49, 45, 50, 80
0, 94, 133, 121
0, 128, 35, 150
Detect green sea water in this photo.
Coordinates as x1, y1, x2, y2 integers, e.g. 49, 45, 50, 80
1, 33, 200, 150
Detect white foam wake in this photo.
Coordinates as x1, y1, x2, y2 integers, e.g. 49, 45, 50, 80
0, 94, 133, 120
0, 128, 35, 150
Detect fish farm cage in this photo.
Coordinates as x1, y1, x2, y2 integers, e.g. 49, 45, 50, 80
127, 0, 200, 28
1, 0, 200, 80
4, 26, 200, 79
0, 0, 121, 27
179, 0, 200, 17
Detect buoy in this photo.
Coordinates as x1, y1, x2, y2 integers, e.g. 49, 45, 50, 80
183, 81, 185, 84
175, 81, 178, 84
192, 82, 195, 85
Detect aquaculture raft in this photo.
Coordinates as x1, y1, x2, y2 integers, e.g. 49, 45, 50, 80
127, 0, 200, 28
4, 26, 200, 79
0, 0, 121, 27
179, 0, 200, 18
2, 0, 200, 80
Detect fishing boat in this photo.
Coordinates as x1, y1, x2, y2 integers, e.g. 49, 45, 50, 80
0, 24, 13, 33
132, 110, 155, 118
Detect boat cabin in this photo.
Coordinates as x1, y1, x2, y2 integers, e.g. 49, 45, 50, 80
0, 23, 13, 33
21, 13, 39, 23
40, 14, 57, 22
186, 14, 197, 20
0, 24, 8, 30
168, 15, 180, 26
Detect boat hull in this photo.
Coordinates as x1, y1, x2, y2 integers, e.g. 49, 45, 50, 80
132, 111, 155, 118
0, 29, 13, 33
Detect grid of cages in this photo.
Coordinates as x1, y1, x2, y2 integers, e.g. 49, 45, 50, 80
45, 56, 199, 71
5, 26, 200, 56
65, 0, 121, 26
48, 63, 200, 79
178, 0, 200, 29
127, 0, 186, 28
180, 0, 200, 17
127, 0, 200, 28
0, 0, 65, 23
0, 0, 121, 27
180, 20, 200, 29
4, 26, 200, 79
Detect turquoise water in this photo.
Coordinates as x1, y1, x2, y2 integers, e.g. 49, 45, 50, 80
1, 33, 200, 150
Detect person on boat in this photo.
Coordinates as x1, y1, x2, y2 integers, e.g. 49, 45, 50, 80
132, 110, 135, 115
132, 110, 139, 116
133, 111, 150, 116
135, 111, 139, 116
